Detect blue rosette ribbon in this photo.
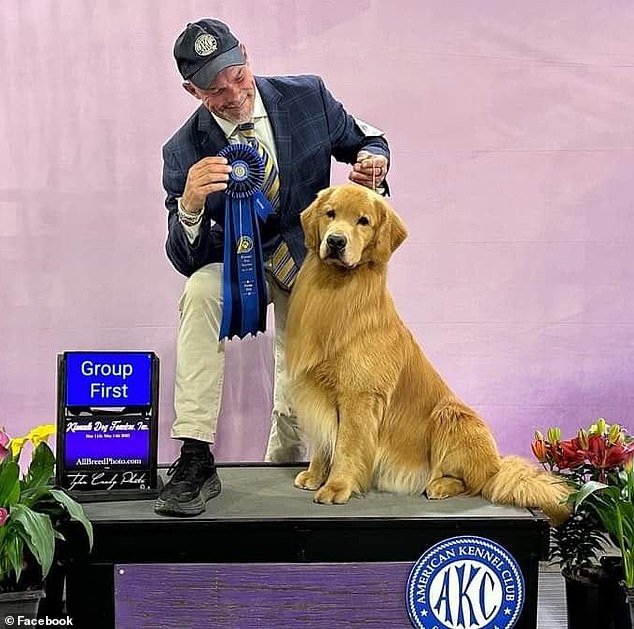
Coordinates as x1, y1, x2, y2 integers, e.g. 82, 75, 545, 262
218, 143, 273, 340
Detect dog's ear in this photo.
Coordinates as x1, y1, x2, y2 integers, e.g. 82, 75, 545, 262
373, 196, 408, 263
301, 187, 332, 252
300, 197, 320, 252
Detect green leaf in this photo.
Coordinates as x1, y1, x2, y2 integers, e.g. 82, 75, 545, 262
573, 480, 609, 509
21, 443, 55, 503
0, 460, 21, 505
11, 503, 55, 578
6, 534, 24, 583
20, 485, 51, 508
49, 488, 94, 550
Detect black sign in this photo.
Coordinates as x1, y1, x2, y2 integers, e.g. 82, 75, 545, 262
56, 351, 159, 501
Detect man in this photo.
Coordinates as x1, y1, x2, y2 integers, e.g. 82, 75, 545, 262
156, 18, 390, 517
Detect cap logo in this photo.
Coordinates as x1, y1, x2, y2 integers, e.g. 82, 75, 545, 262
194, 34, 217, 57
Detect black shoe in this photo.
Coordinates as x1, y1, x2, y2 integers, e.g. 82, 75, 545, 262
154, 442, 221, 517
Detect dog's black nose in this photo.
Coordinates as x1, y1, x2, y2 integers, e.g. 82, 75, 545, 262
326, 234, 347, 253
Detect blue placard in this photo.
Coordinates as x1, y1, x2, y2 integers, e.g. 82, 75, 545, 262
65, 352, 152, 407
64, 416, 150, 469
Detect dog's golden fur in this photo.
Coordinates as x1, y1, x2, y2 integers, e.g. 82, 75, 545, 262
286, 183, 568, 523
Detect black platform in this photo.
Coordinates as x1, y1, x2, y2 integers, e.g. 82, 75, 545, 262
63, 464, 550, 628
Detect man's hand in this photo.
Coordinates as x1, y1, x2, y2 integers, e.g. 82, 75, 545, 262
181, 156, 232, 213
348, 150, 388, 191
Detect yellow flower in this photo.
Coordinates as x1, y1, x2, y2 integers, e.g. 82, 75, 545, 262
8, 424, 56, 459
547, 427, 561, 444
577, 428, 589, 449
9, 436, 28, 458
607, 423, 624, 445
26, 424, 56, 446
592, 417, 608, 436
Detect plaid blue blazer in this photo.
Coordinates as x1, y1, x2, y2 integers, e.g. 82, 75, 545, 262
162, 74, 390, 277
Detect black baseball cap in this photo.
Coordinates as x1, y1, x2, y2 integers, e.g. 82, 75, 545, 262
173, 19, 246, 89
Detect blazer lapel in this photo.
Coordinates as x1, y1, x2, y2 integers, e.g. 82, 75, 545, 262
256, 77, 291, 214
196, 106, 229, 156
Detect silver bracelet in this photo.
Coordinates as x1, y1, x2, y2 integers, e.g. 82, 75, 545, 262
178, 199, 203, 226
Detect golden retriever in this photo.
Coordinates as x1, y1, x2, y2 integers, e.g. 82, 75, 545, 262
286, 183, 568, 524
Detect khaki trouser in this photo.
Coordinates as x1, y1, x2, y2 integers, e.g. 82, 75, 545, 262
171, 263, 306, 463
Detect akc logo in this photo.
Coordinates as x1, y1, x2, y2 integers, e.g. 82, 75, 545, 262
406, 536, 524, 629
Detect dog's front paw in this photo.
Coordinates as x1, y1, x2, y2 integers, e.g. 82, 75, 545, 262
294, 469, 324, 491
426, 477, 465, 500
314, 480, 353, 504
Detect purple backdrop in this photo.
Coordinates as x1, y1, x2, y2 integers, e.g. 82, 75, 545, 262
1, 1, 632, 465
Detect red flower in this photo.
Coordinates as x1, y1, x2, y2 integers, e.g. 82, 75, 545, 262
553, 437, 586, 470
583, 434, 634, 470
604, 441, 634, 468
0, 507, 8, 527
532, 420, 634, 488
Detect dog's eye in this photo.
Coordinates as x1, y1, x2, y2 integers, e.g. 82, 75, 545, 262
326, 209, 336, 219
357, 216, 370, 226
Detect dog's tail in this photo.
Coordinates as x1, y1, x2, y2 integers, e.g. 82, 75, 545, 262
481, 455, 570, 525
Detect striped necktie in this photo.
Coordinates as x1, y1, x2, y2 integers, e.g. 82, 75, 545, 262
237, 122, 297, 290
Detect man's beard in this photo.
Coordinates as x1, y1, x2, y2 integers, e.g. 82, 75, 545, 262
217, 94, 254, 124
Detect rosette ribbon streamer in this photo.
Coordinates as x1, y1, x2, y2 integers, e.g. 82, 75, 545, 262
218, 143, 273, 340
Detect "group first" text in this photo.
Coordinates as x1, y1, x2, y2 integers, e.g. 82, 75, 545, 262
81, 360, 133, 399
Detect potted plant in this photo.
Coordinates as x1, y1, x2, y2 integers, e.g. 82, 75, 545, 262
575, 457, 634, 627
532, 419, 634, 629
0, 425, 93, 620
